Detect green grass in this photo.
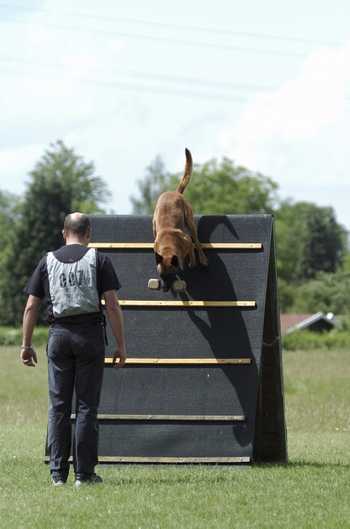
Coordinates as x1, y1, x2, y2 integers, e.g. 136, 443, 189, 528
1, 346, 350, 529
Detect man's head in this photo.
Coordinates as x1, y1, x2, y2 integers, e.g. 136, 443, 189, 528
62, 212, 91, 245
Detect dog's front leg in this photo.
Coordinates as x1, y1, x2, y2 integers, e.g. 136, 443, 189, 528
185, 213, 208, 266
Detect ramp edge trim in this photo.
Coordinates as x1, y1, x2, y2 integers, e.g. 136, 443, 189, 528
104, 357, 252, 365
70, 414, 246, 421
44, 456, 251, 464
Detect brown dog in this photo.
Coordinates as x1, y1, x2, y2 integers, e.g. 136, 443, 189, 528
152, 149, 208, 282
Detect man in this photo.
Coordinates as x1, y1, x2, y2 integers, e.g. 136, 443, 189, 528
21, 212, 126, 487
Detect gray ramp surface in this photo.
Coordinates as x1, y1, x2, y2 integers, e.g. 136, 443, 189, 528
47, 214, 286, 464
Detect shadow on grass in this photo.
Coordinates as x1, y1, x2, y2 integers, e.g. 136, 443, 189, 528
254, 461, 350, 469
289, 460, 350, 469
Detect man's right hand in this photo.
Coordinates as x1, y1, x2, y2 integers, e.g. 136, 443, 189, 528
112, 348, 127, 368
20, 346, 38, 367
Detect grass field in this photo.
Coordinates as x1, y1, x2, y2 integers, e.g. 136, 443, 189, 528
1, 346, 350, 529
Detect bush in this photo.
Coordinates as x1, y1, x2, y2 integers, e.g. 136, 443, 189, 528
0, 326, 48, 346
283, 330, 350, 351
290, 271, 350, 314
336, 314, 350, 331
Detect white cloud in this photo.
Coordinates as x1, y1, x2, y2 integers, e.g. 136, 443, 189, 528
221, 42, 350, 226
0, 1, 127, 148
0, 144, 44, 192
2, 1, 350, 228
0, 1, 129, 196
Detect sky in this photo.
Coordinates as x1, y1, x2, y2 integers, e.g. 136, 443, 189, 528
1, 0, 350, 229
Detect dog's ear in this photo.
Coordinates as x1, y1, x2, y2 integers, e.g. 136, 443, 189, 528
171, 255, 179, 267
155, 252, 163, 264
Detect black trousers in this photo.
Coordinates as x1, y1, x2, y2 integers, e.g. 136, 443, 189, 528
47, 324, 105, 479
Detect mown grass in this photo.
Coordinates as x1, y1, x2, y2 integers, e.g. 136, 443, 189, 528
1, 346, 350, 529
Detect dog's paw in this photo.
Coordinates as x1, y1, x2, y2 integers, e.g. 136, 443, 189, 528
172, 279, 187, 292
148, 278, 162, 290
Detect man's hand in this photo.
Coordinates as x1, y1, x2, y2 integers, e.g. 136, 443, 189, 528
20, 346, 38, 367
112, 347, 127, 368
22, 295, 40, 367
104, 290, 127, 369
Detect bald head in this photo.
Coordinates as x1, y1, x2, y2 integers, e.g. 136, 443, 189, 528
63, 212, 91, 244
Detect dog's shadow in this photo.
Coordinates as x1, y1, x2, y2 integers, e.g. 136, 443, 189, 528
179, 216, 258, 449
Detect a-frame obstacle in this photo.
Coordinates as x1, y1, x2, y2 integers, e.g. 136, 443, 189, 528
85, 214, 287, 464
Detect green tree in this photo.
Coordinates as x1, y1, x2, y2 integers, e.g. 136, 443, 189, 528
291, 271, 350, 314
275, 201, 346, 284
131, 156, 172, 214
131, 156, 279, 215
0, 191, 20, 320
0, 191, 19, 255
340, 250, 350, 273
0, 140, 110, 325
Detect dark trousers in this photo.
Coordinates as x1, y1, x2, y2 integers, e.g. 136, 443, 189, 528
47, 324, 105, 479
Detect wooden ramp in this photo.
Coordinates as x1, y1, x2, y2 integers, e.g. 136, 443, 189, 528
46, 214, 287, 464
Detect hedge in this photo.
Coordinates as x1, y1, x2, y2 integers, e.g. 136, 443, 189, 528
283, 330, 350, 351
0, 326, 48, 346
1, 326, 349, 351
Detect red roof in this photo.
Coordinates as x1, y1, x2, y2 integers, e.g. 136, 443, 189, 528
280, 314, 313, 335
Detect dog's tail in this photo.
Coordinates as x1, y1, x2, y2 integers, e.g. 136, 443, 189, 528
176, 148, 192, 194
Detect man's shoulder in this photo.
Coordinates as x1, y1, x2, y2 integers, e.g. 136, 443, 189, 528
96, 250, 112, 266
34, 254, 48, 279
37, 254, 48, 269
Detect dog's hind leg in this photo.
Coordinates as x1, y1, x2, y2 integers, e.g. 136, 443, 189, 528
187, 242, 197, 268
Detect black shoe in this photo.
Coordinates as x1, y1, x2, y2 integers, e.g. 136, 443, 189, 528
51, 473, 67, 487
75, 473, 103, 488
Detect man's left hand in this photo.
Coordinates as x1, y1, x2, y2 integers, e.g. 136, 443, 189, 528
112, 347, 127, 368
20, 346, 38, 367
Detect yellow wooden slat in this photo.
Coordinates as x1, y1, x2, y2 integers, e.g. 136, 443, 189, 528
102, 299, 256, 308
70, 414, 246, 421
91, 243, 155, 249
104, 357, 251, 365
89, 242, 262, 250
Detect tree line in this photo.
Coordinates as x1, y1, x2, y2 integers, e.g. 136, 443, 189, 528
0, 140, 348, 325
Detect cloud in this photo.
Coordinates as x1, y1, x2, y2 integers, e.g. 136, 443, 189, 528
0, 1, 127, 148
2, 2, 350, 227
0, 144, 44, 192
220, 42, 350, 225
0, 0, 129, 196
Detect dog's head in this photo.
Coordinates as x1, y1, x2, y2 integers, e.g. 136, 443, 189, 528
155, 248, 180, 278
154, 229, 193, 279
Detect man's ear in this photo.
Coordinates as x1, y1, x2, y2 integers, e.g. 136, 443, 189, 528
62, 229, 66, 241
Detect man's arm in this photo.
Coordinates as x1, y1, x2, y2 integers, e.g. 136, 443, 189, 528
21, 295, 41, 367
103, 289, 127, 367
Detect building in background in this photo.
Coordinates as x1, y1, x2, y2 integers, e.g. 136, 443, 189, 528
280, 312, 335, 335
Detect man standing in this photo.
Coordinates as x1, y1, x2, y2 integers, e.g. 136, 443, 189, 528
21, 212, 126, 487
